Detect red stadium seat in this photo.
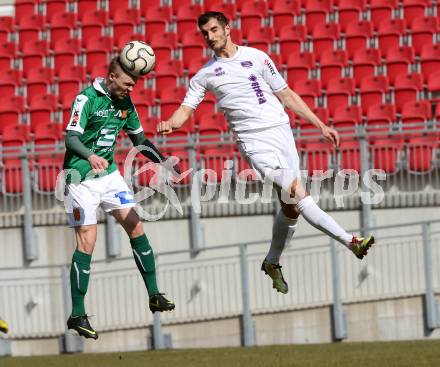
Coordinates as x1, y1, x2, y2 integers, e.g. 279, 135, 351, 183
402, 0, 429, 27
171, 0, 194, 14
304, 142, 333, 175
272, 0, 300, 35
0, 69, 21, 97
0, 16, 15, 45
187, 57, 211, 79
205, 2, 237, 21
84, 36, 113, 74
337, 0, 364, 32
57, 65, 86, 101
35, 155, 63, 192
352, 48, 382, 87
0, 96, 26, 132
194, 92, 216, 125
245, 27, 275, 53
293, 79, 322, 109
198, 113, 228, 132
139, 0, 161, 16
320, 50, 348, 88
112, 9, 141, 46
15, 0, 37, 23
53, 38, 81, 73
202, 147, 235, 182
108, 0, 131, 17
393, 73, 423, 112
420, 44, 440, 82
366, 103, 396, 137
240, 0, 268, 35
21, 40, 50, 77
410, 17, 437, 56
304, 0, 332, 33
77, 0, 100, 17
406, 137, 435, 173
369, 0, 398, 30
279, 24, 306, 63
286, 52, 315, 85
427, 71, 440, 102
149, 32, 178, 64
0, 42, 15, 72
140, 116, 160, 139
115, 32, 146, 49
400, 100, 431, 133
29, 94, 59, 132
175, 4, 204, 41
34, 122, 63, 147
154, 60, 184, 97
2, 160, 24, 194
181, 31, 206, 68
344, 20, 373, 58
80, 10, 108, 47
44, 0, 68, 20
332, 105, 362, 135
18, 14, 46, 47
130, 88, 155, 123
339, 141, 361, 171
159, 86, 187, 119
326, 77, 355, 115
385, 46, 415, 84
89, 63, 108, 81
371, 138, 402, 173
312, 23, 340, 62
230, 28, 243, 44
1, 124, 30, 156
48, 12, 78, 48
27, 66, 54, 97
377, 19, 406, 55
144, 6, 172, 42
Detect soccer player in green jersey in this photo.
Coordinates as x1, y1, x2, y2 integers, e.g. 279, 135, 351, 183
63, 57, 175, 340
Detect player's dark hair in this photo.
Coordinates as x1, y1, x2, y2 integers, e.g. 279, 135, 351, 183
198, 11, 229, 29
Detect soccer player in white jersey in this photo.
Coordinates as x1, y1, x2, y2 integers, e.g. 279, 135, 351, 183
63, 58, 175, 339
157, 12, 375, 294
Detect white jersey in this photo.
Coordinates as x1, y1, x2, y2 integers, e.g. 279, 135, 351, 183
182, 46, 289, 133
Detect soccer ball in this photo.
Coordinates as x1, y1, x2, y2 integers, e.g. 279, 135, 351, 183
119, 41, 156, 77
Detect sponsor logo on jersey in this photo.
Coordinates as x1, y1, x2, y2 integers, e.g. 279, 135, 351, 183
95, 109, 113, 117
264, 59, 276, 75
214, 66, 225, 76
115, 109, 128, 119
240, 61, 253, 68
70, 110, 79, 126
248, 74, 267, 104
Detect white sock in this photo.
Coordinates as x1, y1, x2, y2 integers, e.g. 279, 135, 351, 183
297, 196, 352, 247
266, 210, 298, 264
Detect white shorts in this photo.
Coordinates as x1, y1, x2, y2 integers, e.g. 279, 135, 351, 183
64, 170, 136, 227
236, 123, 300, 193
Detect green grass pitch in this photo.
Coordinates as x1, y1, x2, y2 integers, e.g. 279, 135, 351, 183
2, 340, 440, 367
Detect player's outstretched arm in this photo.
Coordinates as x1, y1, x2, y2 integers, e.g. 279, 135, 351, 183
275, 87, 340, 147
157, 105, 194, 135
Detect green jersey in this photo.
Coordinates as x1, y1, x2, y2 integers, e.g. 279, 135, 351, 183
63, 78, 143, 182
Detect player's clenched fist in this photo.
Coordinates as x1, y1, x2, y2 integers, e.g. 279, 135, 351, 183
157, 120, 173, 135
88, 154, 109, 174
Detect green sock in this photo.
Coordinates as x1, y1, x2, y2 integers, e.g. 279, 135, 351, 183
70, 250, 92, 317
131, 234, 159, 297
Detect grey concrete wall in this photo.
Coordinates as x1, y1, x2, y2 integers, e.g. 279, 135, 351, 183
4, 295, 440, 356
1, 206, 440, 269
